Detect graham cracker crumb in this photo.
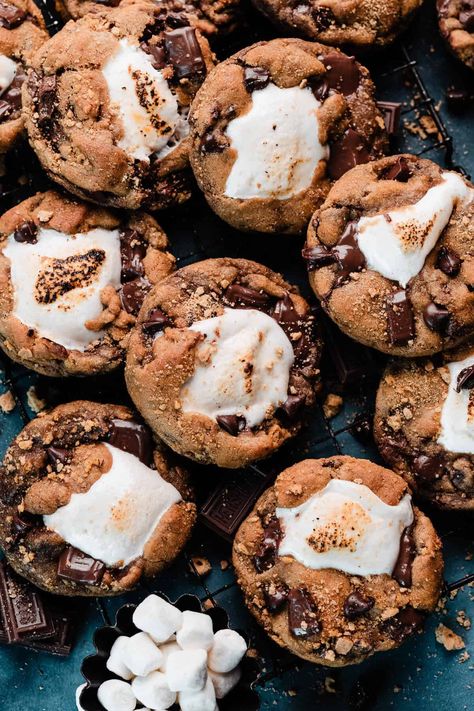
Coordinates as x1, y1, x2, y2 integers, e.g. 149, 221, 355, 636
435, 623, 465, 651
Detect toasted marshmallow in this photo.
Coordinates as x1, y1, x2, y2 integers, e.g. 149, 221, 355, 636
438, 353, 474, 454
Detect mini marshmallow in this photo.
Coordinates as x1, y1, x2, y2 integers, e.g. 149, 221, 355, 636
122, 632, 163, 677
175, 610, 214, 650
132, 670, 176, 710
106, 636, 134, 680
133, 594, 183, 643
97, 679, 136, 711
179, 677, 216, 711
166, 649, 208, 692
208, 666, 242, 699
208, 628, 247, 673
75, 683, 86, 711
158, 640, 181, 672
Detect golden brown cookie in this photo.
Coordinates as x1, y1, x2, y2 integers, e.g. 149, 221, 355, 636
22, 1, 214, 210
0, 190, 175, 376
0, 0, 48, 154
437, 0, 474, 70
189, 38, 387, 234
233, 456, 443, 667
0, 401, 196, 596
375, 343, 474, 510
304, 154, 474, 357
125, 258, 322, 468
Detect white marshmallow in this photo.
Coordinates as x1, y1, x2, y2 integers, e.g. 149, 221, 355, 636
438, 353, 474, 454
207, 629, 247, 673
121, 632, 163, 677
208, 666, 242, 699
75, 683, 86, 711
175, 610, 214, 651
97, 679, 136, 711
178, 677, 216, 711
0, 54, 16, 96
165, 649, 208, 692
106, 636, 134, 680
158, 640, 181, 671
133, 594, 183, 644
132, 670, 176, 710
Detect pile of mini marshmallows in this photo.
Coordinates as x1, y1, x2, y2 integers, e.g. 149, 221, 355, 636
76, 595, 247, 711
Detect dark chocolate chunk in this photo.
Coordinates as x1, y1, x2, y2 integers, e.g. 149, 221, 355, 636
412, 454, 445, 482
109, 418, 153, 464
243, 65, 270, 92
0, 562, 54, 643
46, 446, 70, 468
36, 75, 57, 129
21, 606, 75, 657
327, 129, 370, 181
225, 284, 272, 309
456, 364, 474, 391
287, 588, 321, 638
57, 547, 105, 585
120, 228, 147, 281
302, 244, 337, 271
10, 512, 38, 545
253, 518, 282, 573
216, 414, 247, 436
312, 5, 335, 30
142, 308, 171, 335
392, 525, 416, 587
322, 53, 360, 96
343, 592, 375, 620
272, 293, 301, 326
0, 1, 26, 28
277, 394, 306, 422
143, 43, 166, 70
380, 156, 412, 182
263, 581, 289, 613
164, 27, 205, 79
13, 220, 37, 244
386, 290, 415, 346
385, 606, 425, 643
376, 101, 402, 136
436, 246, 461, 276
423, 302, 451, 333
120, 277, 150, 315
332, 221, 366, 286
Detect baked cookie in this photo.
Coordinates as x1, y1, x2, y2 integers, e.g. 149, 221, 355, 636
0, 190, 175, 377
0, 401, 196, 596
125, 258, 322, 469
56, 0, 243, 37
233, 456, 443, 667
0, 0, 48, 154
22, 1, 214, 210
437, 0, 474, 70
189, 38, 387, 234
252, 0, 423, 50
375, 344, 474, 510
304, 155, 474, 357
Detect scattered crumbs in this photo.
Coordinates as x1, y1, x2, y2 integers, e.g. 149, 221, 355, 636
288, 689, 297, 697
419, 115, 439, 137
456, 610, 471, 630
394, 685, 402, 693
323, 393, 343, 419
324, 677, 336, 694
26, 386, 46, 414
220, 559, 230, 571
458, 650, 470, 664
0, 390, 16, 413
202, 598, 215, 610
435, 623, 465, 651
404, 119, 427, 140
190, 555, 212, 576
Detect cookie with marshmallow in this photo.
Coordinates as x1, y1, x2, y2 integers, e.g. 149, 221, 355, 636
305, 154, 474, 356
0, 0, 48, 155
0, 401, 196, 596
375, 342, 474, 510
0, 191, 175, 376
233, 455, 443, 666
189, 38, 387, 234
126, 257, 322, 468
22, 2, 214, 210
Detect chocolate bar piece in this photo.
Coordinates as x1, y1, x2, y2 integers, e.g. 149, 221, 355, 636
376, 101, 402, 136
0, 561, 54, 643
57, 546, 105, 584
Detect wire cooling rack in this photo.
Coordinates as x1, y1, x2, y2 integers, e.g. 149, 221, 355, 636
0, 2, 473, 710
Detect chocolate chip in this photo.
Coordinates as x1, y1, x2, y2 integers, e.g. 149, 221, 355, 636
456, 364, 474, 391
436, 246, 462, 276
321, 53, 360, 98
253, 518, 282, 573
164, 26, 205, 79
376, 101, 402, 136
120, 228, 147, 281
13, 221, 37, 244
277, 394, 306, 422
386, 290, 415, 346
216, 414, 247, 436
263, 582, 289, 613
312, 5, 335, 30
385, 606, 425, 643
109, 418, 153, 464
287, 588, 321, 638
225, 284, 272, 309
46, 446, 70, 468
392, 525, 416, 587
142, 308, 171, 335
327, 129, 370, 181
119, 277, 150, 315
36, 75, 57, 129
0, 0, 26, 28
302, 244, 337, 271
57, 547, 105, 585
243, 65, 270, 92
332, 220, 366, 286
11, 512, 38, 543
343, 592, 375, 620
380, 156, 412, 182
412, 454, 445, 482
423, 302, 451, 333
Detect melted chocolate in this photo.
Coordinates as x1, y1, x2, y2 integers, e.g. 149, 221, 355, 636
287, 589, 321, 638
109, 418, 153, 465
277, 394, 306, 422
385, 606, 425, 643
423, 302, 451, 333
57, 547, 105, 585
380, 156, 412, 182
343, 592, 375, 620
120, 228, 147, 281
263, 581, 289, 613
313, 53, 360, 101
386, 290, 415, 346
216, 414, 247, 436
302, 244, 337, 271
0, 70, 26, 123
436, 246, 462, 276
392, 525, 416, 587
253, 518, 282, 573
0, 0, 26, 28
46, 447, 70, 468
13, 221, 37, 244
36, 75, 57, 131
120, 277, 150, 315
225, 284, 272, 309
327, 129, 370, 181
142, 308, 171, 335
243, 66, 270, 92
303, 221, 365, 287
412, 454, 445, 482
164, 26, 205, 79
272, 293, 301, 327
11, 512, 38, 544
456, 364, 474, 391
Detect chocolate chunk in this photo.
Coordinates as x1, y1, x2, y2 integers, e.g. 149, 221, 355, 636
380, 156, 412, 182
321, 53, 360, 98
57, 547, 105, 585
120, 277, 150, 315
327, 129, 370, 181
0, 562, 54, 643
272, 293, 301, 326
164, 27, 205, 79
456, 364, 474, 391
412, 454, 444, 482
302, 244, 337, 271
36, 75, 57, 129
253, 518, 282, 573
277, 394, 306, 422
143, 43, 166, 70
21, 605, 75, 657
312, 6, 335, 30
10, 512, 38, 545
46, 446, 70, 468
142, 308, 171, 335
243, 65, 270, 92
386, 290, 415, 346
332, 221, 366, 286
423, 302, 451, 333
120, 228, 147, 281
13, 220, 37, 244
0, 1, 26, 28
225, 284, 272, 309
109, 418, 153, 464
392, 525, 416, 587
343, 592, 375, 620
263, 581, 289, 613
287, 588, 321, 638
216, 414, 247, 436
377, 101, 402, 136
385, 606, 425, 643
436, 246, 461, 276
